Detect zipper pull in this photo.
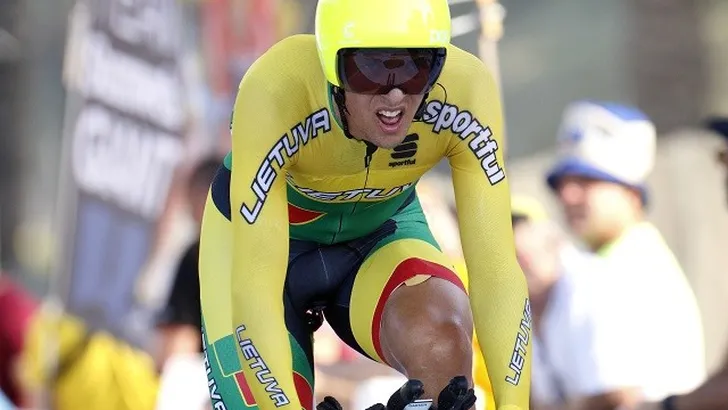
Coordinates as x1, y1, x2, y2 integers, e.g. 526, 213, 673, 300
364, 141, 378, 168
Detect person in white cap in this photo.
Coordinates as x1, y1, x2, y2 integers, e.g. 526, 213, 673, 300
539, 101, 706, 410
634, 117, 728, 410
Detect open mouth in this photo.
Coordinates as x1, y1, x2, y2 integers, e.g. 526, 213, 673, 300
376, 109, 403, 134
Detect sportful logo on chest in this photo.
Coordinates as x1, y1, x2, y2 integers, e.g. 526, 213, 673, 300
389, 133, 419, 167
422, 100, 505, 185
240, 109, 332, 224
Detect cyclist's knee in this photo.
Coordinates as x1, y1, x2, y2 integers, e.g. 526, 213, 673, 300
381, 277, 474, 367
421, 309, 474, 364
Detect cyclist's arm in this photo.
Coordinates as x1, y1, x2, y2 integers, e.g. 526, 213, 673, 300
225, 65, 301, 410
447, 58, 530, 410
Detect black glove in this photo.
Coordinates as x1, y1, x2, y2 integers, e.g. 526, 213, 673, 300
318, 396, 344, 410
436, 376, 477, 410
317, 395, 388, 410
354, 379, 427, 410
386, 379, 426, 410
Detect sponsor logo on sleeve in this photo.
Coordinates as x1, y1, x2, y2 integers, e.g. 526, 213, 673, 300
236, 325, 290, 407
240, 109, 331, 224
505, 299, 532, 386
422, 100, 505, 185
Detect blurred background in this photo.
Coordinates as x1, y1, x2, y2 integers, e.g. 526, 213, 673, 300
1, 0, 727, 409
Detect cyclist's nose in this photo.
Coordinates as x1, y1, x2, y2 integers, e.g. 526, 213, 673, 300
383, 87, 406, 102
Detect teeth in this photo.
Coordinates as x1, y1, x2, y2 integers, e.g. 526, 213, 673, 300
378, 110, 401, 118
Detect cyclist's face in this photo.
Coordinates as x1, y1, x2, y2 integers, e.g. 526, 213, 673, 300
554, 175, 640, 248
344, 88, 424, 149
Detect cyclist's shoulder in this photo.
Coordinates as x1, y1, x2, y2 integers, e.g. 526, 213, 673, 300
416, 45, 500, 138
237, 34, 323, 95
441, 44, 492, 75
231, 34, 328, 128
263, 34, 319, 62
436, 44, 498, 100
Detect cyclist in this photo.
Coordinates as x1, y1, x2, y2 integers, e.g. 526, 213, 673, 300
199, 0, 531, 409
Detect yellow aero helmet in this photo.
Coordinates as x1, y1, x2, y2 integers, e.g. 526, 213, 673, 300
315, 0, 452, 88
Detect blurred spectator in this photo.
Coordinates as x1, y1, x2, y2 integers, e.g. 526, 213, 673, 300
0, 274, 37, 408
509, 195, 564, 332
154, 156, 222, 410
0, 390, 11, 410
538, 101, 705, 410
19, 306, 159, 409
634, 118, 728, 410
155, 156, 222, 367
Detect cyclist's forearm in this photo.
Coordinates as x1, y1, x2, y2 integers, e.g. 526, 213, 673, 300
230, 293, 302, 410
469, 268, 531, 409
451, 169, 532, 407
229, 241, 298, 410
229, 219, 299, 410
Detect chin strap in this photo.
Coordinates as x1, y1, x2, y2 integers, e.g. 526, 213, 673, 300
332, 85, 378, 167
413, 93, 429, 121
332, 86, 355, 140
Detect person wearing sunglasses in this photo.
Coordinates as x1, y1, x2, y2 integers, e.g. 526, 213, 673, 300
197, 0, 530, 410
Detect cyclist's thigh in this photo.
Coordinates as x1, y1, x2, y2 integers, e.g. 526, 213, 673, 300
325, 197, 467, 364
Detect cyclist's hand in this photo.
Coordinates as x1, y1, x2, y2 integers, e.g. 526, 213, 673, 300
333, 379, 426, 410
318, 396, 344, 410
386, 379, 426, 410
316, 395, 387, 410
437, 376, 477, 410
